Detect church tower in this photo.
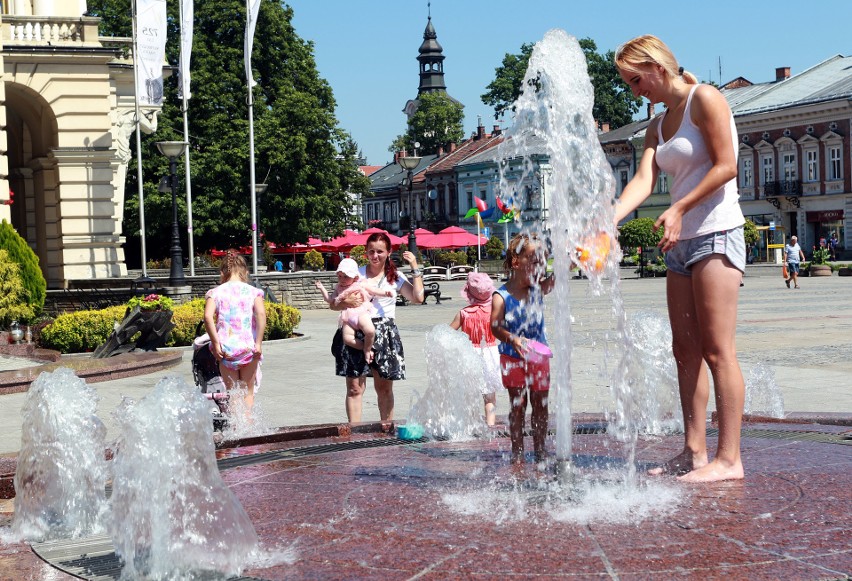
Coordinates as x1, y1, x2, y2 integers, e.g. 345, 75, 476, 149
403, 8, 461, 120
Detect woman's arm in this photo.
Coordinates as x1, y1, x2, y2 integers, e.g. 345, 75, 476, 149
329, 290, 363, 311
253, 295, 266, 353
398, 251, 425, 304
655, 85, 738, 251
614, 119, 660, 224
203, 297, 224, 360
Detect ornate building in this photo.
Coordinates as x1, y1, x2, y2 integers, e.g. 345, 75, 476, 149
1, 1, 160, 287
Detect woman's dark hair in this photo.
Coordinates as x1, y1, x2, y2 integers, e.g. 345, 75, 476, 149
366, 232, 398, 284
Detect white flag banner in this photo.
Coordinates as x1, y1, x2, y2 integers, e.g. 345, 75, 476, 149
244, 0, 261, 88
135, 0, 168, 106
178, 0, 194, 100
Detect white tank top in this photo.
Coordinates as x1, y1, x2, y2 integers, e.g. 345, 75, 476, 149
655, 85, 744, 239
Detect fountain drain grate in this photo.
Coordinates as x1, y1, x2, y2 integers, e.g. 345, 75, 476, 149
709, 427, 852, 446
31, 534, 269, 581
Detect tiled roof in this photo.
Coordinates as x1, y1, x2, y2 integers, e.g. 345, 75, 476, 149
359, 165, 383, 176
425, 133, 504, 174
456, 132, 550, 167
368, 154, 439, 192
724, 54, 852, 116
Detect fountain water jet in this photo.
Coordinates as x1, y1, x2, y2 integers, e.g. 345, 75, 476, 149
110, 376, 258, 579
12, 367, 107, 542
496, 29, 641, 482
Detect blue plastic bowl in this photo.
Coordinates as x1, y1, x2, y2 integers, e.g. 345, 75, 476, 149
397, 423, 424, 440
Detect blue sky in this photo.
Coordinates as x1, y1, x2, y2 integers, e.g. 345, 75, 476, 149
287, 0, 850, 167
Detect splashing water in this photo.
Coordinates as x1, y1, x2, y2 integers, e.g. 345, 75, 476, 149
408, 325, 488, 440
623, 312, 683, 434
221, 383, 274, 441
12, 367, 107, 542
496, 29, 639, 475
744, 363, 785, 418
110, 376, 258, 579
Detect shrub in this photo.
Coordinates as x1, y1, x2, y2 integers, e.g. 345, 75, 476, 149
166, 298, 207, 347
485, 236, 504, 259
435, 250, 467, 266
0, 220, 46, 317
0, 249, 35, 327
303, 249, 324, 270
264, 303, 301, 340
349, 245, 367, 266
618, 217, 663, 250
743, 219, 759, 246
127, 293, 174, 311
40, 306, 126, 353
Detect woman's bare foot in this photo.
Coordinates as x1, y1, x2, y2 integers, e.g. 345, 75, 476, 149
678, 459, 744, 483
648, 450, 708, 476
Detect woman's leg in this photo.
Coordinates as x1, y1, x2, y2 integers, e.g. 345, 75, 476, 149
507, 387, 527, 463
345, 376, 367, 423
681, 256, 745, 482
530, 390, 548, 461
652, 270, 711, 475
372, 373, 394, 424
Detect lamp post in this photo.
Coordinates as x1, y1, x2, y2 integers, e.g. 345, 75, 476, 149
398, 154, 421, 255
254, 183, 268, 270
155, 141, 188, 286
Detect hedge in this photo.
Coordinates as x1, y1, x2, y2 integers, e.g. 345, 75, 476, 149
40, 300, 301, 354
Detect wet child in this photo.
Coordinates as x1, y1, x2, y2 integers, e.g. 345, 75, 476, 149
449, 271, 500, 426
315, 258, 394, 363
490, 234, 555, 465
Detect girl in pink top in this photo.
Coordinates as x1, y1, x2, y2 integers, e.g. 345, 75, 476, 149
450, 271, 500, 426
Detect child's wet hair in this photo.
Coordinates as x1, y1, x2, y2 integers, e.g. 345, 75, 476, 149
220, 249, 249, 283
503, 233, 546, 272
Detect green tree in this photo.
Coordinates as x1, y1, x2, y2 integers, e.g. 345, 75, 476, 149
88, 0, 370, 264
390, 92, 464, 156
303, 249, 324, 271
617, 217, 663, 250
743, 219, 758, 246
481, 38, 642, 128
0, 249, 35, 327
485, 235, 504, 259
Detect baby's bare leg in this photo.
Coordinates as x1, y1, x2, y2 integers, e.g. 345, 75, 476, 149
359, 314, 376, 363
342, 324, 362, 349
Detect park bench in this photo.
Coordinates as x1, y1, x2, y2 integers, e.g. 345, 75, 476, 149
395, 282, 447, 306
448, 265, 475, 280
422, 266, 449, 281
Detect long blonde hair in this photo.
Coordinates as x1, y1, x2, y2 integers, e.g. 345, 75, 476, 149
220, 249, 249, 283
615, 34, 698, 85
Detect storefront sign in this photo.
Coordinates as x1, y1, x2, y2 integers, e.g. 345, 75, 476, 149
806, 210, 844, 222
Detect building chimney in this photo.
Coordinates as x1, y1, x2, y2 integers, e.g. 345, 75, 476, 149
492, 124, 502, 136
601, 122, 610, 133
449, 142, 457, 153
647, 103, 655, 119
437, 145, 444, 157
775, 67, 791, 81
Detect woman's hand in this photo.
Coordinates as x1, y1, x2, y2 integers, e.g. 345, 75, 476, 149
402, 250, 418, 269
654, 204, 684, 252
337, 292, 364, 309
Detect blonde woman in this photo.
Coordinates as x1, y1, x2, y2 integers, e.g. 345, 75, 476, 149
204, 250, 267, 409
614, 35, 746, 482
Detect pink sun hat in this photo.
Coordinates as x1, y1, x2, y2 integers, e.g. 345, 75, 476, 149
461, 271, 495, 306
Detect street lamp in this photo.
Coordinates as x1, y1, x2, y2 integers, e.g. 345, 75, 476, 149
255, 183, 268, 269
398, 153, 421, 255
155, 141, 188, 286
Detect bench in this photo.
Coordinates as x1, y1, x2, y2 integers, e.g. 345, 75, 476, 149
422, 266, 449, 281
448, 265, 475, 280
395, 282, 448, 306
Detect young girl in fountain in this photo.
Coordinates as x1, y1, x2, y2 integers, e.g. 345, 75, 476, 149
316, 258, 395, 363
490, 234, 555, 465
449, 271, 501, 426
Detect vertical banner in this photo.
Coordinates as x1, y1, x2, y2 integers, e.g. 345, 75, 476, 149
244, 0, 261, 88
178, 0, 194, 100
134, 0, 168, 106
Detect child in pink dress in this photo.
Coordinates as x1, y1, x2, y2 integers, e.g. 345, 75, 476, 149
450, 271, 500, 426
315, 258, 394, 363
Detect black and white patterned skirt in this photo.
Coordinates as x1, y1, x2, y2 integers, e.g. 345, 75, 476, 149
332, 317, 406, 380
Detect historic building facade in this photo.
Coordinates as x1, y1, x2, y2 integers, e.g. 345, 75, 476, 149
1, 1, 161, 287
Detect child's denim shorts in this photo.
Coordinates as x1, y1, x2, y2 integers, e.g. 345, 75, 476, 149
665, 226, 746, 276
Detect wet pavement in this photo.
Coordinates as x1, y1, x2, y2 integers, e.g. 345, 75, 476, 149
0, 269, 850, 579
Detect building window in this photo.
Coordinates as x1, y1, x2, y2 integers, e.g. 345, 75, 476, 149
805, 150, 819, 182
761, 155, 774, 184
828, 146, 842, 180
740, 158, 753, 187
466, 189, 473, 211
781, 152, 797, 181
655, 171, 668, 194
619, 169, 629, 193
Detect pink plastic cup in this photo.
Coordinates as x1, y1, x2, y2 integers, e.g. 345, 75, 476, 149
525, 340, 553, 363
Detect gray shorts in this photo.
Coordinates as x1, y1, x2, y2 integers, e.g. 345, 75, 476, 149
665, 226, 746, 276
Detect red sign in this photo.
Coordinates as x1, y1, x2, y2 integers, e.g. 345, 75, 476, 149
806, 210, 844, 222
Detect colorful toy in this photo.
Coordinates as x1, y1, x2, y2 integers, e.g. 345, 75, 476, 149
575, 232, 611, 274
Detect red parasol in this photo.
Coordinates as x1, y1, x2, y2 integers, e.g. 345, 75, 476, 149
418, 226, 486, 249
